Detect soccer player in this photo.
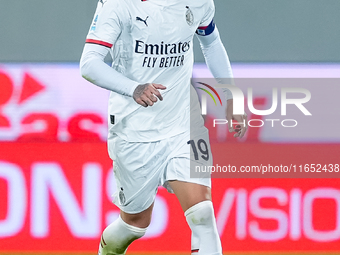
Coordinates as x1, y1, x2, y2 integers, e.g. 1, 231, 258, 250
80, 0, 247, 254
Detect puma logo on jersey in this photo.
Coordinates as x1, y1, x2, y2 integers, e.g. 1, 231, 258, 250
99, 0, 107, 6
136, 16, 149, 26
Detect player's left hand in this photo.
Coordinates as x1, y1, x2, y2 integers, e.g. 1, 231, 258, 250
226, 99, 248, 138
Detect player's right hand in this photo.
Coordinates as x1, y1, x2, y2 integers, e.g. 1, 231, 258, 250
133, 83, 166, 107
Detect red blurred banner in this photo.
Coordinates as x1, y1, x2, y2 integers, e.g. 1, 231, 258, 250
1, 142, 340, 252
1, 64, 340, 252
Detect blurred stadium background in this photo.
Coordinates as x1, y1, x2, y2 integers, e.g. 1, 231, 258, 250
1, 0, 340, 254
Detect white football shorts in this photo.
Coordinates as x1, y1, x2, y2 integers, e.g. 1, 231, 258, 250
108, 130, 212, 214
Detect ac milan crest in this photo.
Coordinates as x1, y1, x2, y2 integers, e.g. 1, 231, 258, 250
186, 6, 194, 26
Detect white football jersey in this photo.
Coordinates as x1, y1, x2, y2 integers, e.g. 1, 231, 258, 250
86, 0, 215, 142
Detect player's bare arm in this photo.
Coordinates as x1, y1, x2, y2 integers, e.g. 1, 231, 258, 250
133, 83, 166, 107
226, 99, 248, 138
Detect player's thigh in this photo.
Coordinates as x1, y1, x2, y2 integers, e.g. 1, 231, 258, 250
120, 202, 154, 228
109, 135, 165, 214
169, 180, 211, 212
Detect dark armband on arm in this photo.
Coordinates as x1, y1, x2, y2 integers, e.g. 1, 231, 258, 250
196, 19, 216, 36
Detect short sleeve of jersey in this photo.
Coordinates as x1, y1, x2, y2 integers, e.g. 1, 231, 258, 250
196, 0, 216, 36
86, 0, 128, 48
